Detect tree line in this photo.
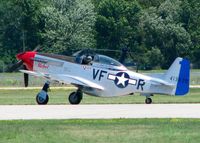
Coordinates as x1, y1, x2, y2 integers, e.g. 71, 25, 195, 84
0, 0, 199, 71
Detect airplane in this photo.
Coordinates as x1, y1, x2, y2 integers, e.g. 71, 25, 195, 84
13, 50, 190, 105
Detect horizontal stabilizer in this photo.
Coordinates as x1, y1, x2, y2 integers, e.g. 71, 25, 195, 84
150, 78, 175, 87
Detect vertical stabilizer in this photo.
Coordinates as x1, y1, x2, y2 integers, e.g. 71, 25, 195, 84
164, 57, 190, 96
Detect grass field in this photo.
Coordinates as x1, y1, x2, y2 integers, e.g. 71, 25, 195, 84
0, 88, 200, 105
0, 119, 200, 143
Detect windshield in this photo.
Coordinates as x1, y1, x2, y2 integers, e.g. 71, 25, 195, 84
93, 55, 123, 66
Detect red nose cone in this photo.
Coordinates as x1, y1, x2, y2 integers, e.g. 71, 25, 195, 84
16, 51, 36, 71
16, 52, 26, 60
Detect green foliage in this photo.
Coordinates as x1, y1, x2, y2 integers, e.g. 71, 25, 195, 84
192, 46, 200, 68
41, 0, 96, 53
145, 47, 164, 69
180, 0, 200, 67
138, 0, 166, 7
96, 0, 141, 50
0, 0, 43, 64
0, 0, 96, 65
94, 0, 197, 69
139, 0, 192, 68
0, 0, 199, 69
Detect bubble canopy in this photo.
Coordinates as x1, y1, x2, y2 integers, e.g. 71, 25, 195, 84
93, 55, 123, 67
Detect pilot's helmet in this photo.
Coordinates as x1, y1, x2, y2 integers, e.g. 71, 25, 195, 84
82, 55, 92, 64
86, 55, 92, 61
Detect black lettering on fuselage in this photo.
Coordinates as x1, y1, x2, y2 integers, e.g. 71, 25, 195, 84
99, 70, 107, 81
93, 69, 107, 81
137, 79, 145, 90
93, 69, 100, 80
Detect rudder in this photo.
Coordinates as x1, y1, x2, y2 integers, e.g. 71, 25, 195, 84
175, 58, 190, 95
164, 57, 190, 96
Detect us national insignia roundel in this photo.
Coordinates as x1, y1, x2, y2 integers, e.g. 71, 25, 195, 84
107, 72, 137, 88
114, 72, 130, 88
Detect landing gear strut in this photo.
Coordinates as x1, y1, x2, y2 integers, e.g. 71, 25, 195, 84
68, 89, 83, 104
36, 81, 50, 105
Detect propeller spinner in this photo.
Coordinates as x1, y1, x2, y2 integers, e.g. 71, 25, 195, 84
6, 51, 36, 87
16, 51, 36, 87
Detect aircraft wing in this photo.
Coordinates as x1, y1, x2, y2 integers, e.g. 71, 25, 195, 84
19, 70, 104, 90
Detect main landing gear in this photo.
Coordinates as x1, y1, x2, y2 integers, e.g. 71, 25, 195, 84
35, 81, 83, 105
36, 81, 50, 105
68, 89, 83, 104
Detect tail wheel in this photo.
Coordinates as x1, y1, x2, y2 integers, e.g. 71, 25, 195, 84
68, 91, 82, 105
145, 98, 152, 104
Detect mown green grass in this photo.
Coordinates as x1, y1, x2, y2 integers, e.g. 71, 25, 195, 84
0, 88, 200, 105
0, 119, 200, 143
0, 73, 43, 87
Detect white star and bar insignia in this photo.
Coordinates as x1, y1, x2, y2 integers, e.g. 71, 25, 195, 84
107, 72, 137, 88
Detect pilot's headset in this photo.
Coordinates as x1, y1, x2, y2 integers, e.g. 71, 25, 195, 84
85, 55, 92, 64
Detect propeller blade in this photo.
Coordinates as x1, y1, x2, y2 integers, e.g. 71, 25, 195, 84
6, 60, 23, 72
23, 65, 29, 87
24, 73, 29, 87
33, 45, 41, 52
119, 48, 128, 64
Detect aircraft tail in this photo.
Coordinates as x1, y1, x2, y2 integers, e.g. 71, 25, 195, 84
164, 57, 190, 96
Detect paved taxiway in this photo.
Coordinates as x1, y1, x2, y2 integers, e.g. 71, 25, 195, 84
0, 104, 200, 120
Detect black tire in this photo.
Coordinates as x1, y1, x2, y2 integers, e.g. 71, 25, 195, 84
145, 98, 152, 104
36, 92, 49, 105
68, 91, 82, 105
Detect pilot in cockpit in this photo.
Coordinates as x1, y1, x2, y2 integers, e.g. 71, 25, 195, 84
81, 55, 93, 65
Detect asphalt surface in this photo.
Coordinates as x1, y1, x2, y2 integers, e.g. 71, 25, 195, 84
0, 104, 200, 120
